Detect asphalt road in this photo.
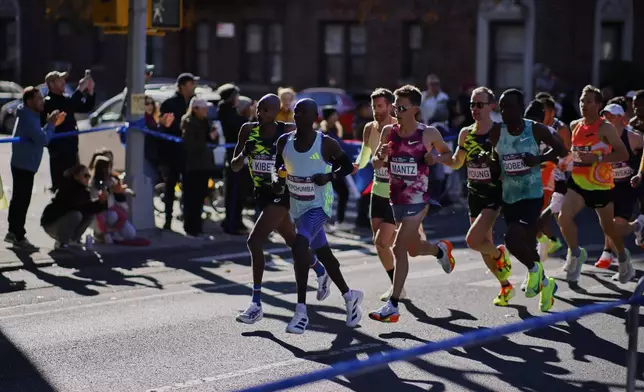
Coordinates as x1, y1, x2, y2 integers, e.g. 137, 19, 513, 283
1, 208, 644, 392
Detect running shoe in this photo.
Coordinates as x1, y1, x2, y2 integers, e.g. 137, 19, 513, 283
316, 272, 331, 301
344, 290, 364, 327
594, 251, 615, 269
611, 250, 635, 284
493, 284, 515, 306
525, 262, 544, 298
537, 235, 549, 262
286, 304, 309, 334
368, 300, 400, 323
436, 240, 455, 273
495, 245, 512, 281
547, 238, 563, 255
565, 248, 587, 283
635, 215, 644, 247
520, 272, 529, 292
236, 302, 263, 324
539, 277, 558, 312
379, 286, 407, 302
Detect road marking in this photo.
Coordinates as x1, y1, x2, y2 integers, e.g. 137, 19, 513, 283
189, 247, 290, 262
146, 342, 385, 391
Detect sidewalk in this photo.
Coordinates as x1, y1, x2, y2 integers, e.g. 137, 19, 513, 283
0, 143, 248, 272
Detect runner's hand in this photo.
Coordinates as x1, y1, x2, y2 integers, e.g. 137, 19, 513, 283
377, 143, 391, 159
423, 152, 436, 165
576, 152, 598, 165
243, 140, 256, 156
632, 173, 643, 188
311, 173, 332, 186
522, 153, 541, 167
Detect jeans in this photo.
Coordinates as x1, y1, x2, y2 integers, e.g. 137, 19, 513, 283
162, 165, 182, 225
223, 164, 250, 232
7, 166, 35, 241
183, 171, 209, 236
43, 211, 94, 244
50, 153, 79, 192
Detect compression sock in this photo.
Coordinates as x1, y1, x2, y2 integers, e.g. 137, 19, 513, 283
386, 268, 395, 282
251, 284, 261, 305
390, 296, 399, 307
310, 256, 326, 277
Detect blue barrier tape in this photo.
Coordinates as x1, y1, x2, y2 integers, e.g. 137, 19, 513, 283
0, 124, 127, 144
237, 295, 644, 392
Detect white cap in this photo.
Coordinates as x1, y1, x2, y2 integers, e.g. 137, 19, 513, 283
190, 97, 212, 109
600, 103, 625, 116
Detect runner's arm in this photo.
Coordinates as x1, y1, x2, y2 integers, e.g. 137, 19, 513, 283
557, 124, 572, 150
449, 128, 469, 169
322, 135, 354, 179
598, 122, 628, 163
532, 123, 567, 163
354, 122, 373, 169
422, 126, 453, 166
231, 123, 253, 172
271, 133, 289, 185
372, 125, 392, 169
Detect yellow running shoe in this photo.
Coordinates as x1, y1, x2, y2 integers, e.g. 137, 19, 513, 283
525, 262, 544, 298
493, 284, 515, 306
495, 245, 512, 281
547, 238, 563, 255
539, 277, 558, 312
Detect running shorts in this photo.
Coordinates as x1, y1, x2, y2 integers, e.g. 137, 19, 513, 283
502, 197, 544, 227
467, 190, 502, 218
370, 194, 395, 225
566, 177, 612, 209
294, 207, 329, 250
255, 188, 290, 211
613, 184, 638, 220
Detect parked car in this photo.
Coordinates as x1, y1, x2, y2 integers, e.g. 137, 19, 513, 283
0, 81, 22, 107
0, 83, 74, 134
77, 87, 224, 173
296, 87, 357, 138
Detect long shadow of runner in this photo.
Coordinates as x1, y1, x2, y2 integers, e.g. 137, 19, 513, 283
388, 300, 588, 391
0, 328, 58, 392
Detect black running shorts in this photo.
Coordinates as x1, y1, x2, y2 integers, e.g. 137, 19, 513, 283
255, 188, 290, 211
369, 194, 395, 225
467, 189, 502, 218
613, 183, 638, 220
502, 197, 544, 227
566, 178, 612, 209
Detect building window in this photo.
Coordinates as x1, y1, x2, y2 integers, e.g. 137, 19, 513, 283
196, 23, 210, 77
403, 23, 422, 81
242, 23, 283, 84
600, 22, 623, 61
92, 27, 105, 65
321, 23, 366, 88
489, 22, 525, 92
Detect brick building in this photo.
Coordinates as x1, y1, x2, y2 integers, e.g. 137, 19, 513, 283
3, 0, 643, 100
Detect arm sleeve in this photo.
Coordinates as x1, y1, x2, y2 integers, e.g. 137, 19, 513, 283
355, 144, 372, 169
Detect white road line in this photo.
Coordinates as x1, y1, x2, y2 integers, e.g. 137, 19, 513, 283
189, 247, 290, 262
146, 343, 385, 392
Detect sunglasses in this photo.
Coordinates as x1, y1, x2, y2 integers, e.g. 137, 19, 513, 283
83, 173, 91, 179
470, 101, 489, 109
396, 105, 413, 113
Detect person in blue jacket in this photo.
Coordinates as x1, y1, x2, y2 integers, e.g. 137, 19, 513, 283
5, 87, 65, 249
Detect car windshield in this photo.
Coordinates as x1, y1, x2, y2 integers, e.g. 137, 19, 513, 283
297, 92, 338, 107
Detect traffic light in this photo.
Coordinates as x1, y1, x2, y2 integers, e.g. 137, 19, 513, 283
92, 0, 129, 27
148, 0, 183, 30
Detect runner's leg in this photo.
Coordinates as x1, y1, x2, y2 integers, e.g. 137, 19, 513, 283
596, 203, 634, 283
558, 188, 587, 281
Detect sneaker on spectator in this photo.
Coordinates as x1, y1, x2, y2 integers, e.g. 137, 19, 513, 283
335, 222, 354, 232
4, 233, 39, 250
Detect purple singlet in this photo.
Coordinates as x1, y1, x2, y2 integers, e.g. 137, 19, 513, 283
387, 124, 430, 205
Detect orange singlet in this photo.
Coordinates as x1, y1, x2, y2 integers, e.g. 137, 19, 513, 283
539, 126, 557, 210
571, 119, 613, 191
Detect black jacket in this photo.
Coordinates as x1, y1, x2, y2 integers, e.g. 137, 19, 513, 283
41, 177, 107, 227
218, 101, 247, 162
42, 91, 96, 157
159, 92, 191, 166
182, 113, 216, 172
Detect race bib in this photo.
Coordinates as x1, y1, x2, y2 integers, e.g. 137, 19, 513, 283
286, 175, 315, 201
390, 157, 418, 178
502, 153, 530, 176
467, 163, 491, 182
572, 146, 592, 167
612, 162, 634, 181
251, 154, 274, 174
374, 167, 389, 182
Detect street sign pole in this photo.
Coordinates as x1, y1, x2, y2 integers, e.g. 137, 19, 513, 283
125, 0, 155, 230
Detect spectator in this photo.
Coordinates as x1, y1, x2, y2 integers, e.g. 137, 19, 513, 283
145, 64, 155, 83
40, 164, 107, 250
420, 74, 449, 125
217, 83, 251, 235
237, 96, 255, 121
182, 98, 217, 237
143, 95, 174, 179
43, 70, 96, 192
5, 87, 65, 248
353, 102, 372, 141
276, 87, 295, 122
159, 73, 197, 230
90, 156, 136, 244
319, 106, 344, 139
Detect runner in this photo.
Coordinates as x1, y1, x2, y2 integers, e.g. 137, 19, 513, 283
559, 85, 634, 284
272, 98, 363, 334
490, 89, 567, 312
535, 93, 570, 256
353, 88, 406, 301
449, 86, 513, 306
231, 94, 331, 324
629, 91, 644, 217
368, 85, 456, 323
595, 101, 644, 270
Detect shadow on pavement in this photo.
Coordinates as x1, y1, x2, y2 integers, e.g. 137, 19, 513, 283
0, 328, 57, 391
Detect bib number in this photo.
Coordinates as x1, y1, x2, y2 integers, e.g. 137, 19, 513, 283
390, 157, 418, 178
467, 163, 491, 182
374, 167, 389, 182
572, 146, 592, 167
251, 154, 274, 174
612, 162, 634, 181
286, 175, 315, 201
502, 153, 529, 176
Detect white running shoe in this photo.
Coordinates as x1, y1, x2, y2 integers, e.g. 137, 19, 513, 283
612, 250, 635, 284
316, 272, 331, 301
379, 286, 407, 302
335, 222, 355, 232
566, 248, 587, 283
635, 215, 644, 247
286, 304, 308, 334
236, 302, 263, 324
344, 290, 364, 327
520, 272, 529, 292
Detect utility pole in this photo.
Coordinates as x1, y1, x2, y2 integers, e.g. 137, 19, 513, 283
125, 0, 155, 230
